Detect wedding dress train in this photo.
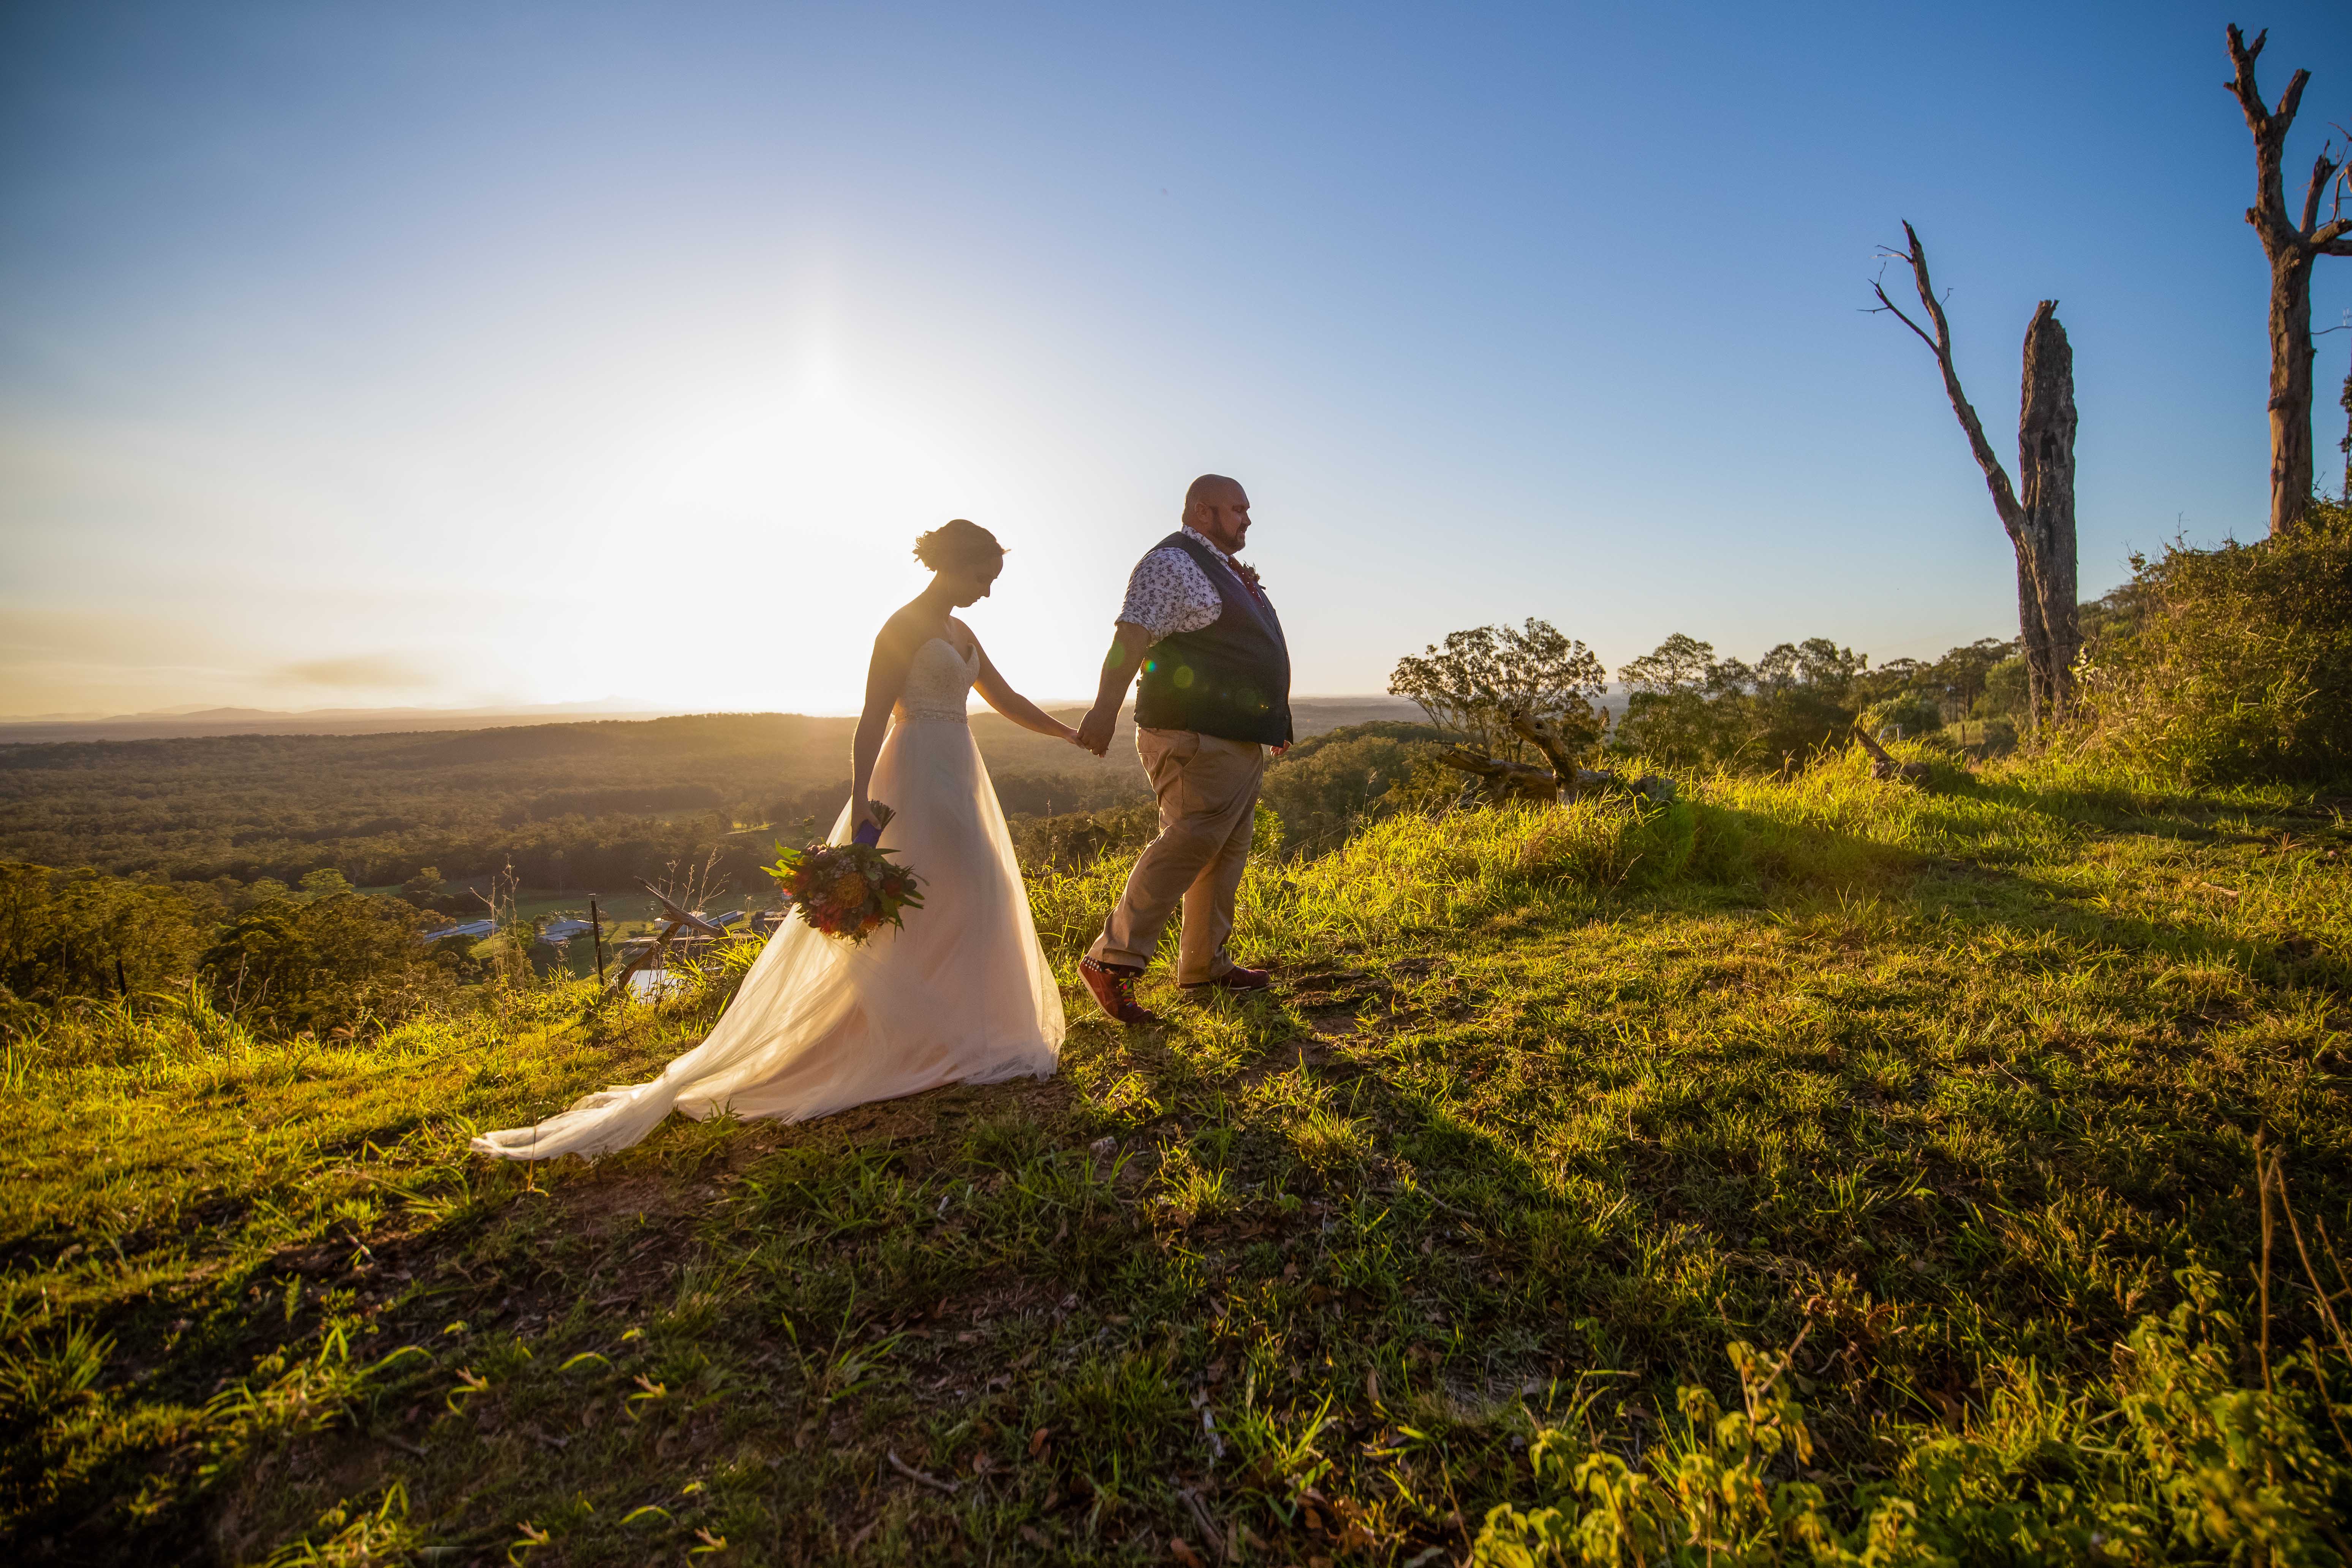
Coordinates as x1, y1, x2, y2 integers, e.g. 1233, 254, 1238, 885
473, 639, 1066, 1160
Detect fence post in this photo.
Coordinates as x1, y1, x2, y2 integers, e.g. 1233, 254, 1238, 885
588, 897, 607, 986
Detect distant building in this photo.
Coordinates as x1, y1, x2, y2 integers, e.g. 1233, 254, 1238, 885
627, 968, 689, 1000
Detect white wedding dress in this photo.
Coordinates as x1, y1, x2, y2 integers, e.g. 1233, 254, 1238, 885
473, 638, 1066, 1160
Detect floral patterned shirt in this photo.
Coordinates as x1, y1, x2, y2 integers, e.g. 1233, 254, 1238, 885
1116, 526, 1241, 641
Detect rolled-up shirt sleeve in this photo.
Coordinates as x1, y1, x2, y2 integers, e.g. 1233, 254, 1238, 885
1116, 546, 1222, 640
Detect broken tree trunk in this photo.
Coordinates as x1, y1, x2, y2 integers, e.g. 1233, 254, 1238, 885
2018, 302, 2080, 717
1854, 724, 1932, 784
1507, 710, 1588, 795
2224, 25, 2352, 536
1435, 726, 1680, 809
1873, 225, 2080, 729
1433, 747, 1560, 804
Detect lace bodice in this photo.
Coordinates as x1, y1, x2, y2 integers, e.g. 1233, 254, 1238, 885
894, 637, 978, 723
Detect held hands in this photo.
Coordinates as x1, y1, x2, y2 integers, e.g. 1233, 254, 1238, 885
1075, 704, 1118, 757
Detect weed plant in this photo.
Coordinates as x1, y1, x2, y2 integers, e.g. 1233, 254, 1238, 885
4, 748, 2350, 1563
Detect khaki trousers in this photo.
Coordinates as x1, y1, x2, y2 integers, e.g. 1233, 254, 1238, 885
1087, 728, 1265, 983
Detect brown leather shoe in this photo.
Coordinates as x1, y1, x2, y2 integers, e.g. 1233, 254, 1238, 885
1181, 964, 1272, 994
1080, 958, 1161, 1025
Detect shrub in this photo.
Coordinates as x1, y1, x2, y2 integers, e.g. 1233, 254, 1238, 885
2077, 499, 2352, 783
1977, 655, 2030, 719
0, 862, 216, 1011
1010, 803, 1161, 872
1859, 692, 1944, 737
1259, 723, 1446, 856
200, 891, 453, 1035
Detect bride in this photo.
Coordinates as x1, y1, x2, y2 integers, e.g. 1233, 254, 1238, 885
474, 520, 1072, 1161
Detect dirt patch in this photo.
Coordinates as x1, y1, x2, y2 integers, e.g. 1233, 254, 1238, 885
728, 1070, 1089, 1177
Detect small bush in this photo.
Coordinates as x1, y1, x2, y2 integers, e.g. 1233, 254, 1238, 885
200, 891, 453, 1035
1977, 655, 2030, 719
1859, 693, 1943, 737
2077, 499, 2352, 783
1258, 723, 1446, 857
1010, 803, 1161, 873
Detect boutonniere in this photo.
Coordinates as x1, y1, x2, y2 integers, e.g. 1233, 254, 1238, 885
1231, 560, 1263, 591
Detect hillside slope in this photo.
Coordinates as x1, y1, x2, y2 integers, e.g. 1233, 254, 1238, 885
6, 751, 2350, 1563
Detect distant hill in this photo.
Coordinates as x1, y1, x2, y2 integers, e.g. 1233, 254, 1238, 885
0, 699, 678, 744
0, 695, 1444, 745
0, 697, 1427, 889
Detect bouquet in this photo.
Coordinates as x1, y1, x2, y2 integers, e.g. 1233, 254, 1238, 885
762, 802, 925, 943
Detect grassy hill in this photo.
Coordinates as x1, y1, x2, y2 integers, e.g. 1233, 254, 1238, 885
6, 748, 2351, 1563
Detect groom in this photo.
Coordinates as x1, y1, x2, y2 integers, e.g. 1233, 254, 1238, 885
1075, 474, 1292, 1024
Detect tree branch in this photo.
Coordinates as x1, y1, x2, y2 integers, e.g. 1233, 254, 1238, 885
1432, 747, 1558, 803
2227, 24, 2316, 253
2225, 25, 2308, 140
1872, 222, 2029, 540
2301, 147, 2343, 237
1868, 273, 1941, 354
2224, 24, 2273, 137
2273, 66, 2311, 131
1507, 710, 1583, 788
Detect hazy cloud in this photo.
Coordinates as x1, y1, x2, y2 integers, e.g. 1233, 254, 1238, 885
0, 607, 258, 715
275, 652, 441, 689
0, 608, 461, 715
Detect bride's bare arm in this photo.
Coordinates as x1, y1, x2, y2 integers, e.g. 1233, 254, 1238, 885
850, 621, 921, 828
970, 636, 1079, 743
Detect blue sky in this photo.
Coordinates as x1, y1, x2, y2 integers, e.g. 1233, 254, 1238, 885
3, 0, 2348, 715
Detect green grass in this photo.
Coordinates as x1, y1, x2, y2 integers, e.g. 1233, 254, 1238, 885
6, 748, 2351, 1563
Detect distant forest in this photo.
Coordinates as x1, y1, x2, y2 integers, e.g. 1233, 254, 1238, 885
0, 701, 1427, 897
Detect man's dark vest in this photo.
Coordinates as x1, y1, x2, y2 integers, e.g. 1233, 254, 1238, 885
1133, 532, 1293, 746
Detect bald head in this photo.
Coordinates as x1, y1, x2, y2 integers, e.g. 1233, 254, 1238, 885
1182, 474, 1252, 554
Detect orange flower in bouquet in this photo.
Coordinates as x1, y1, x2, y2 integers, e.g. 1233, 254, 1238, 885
762, 803, 925, 943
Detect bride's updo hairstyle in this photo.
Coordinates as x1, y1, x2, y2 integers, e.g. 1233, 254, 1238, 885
913, 519, 1005, 574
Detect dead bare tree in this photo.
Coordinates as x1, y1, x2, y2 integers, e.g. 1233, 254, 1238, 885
2223, 24, 2351, 535
1871, 224, 2079, 729
1508, 710, 1593, 794
1431, 707, 1679, 806
1432, 745, 1562, 805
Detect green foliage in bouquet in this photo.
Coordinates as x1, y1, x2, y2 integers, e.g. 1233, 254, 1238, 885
761, 802, 925, 943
